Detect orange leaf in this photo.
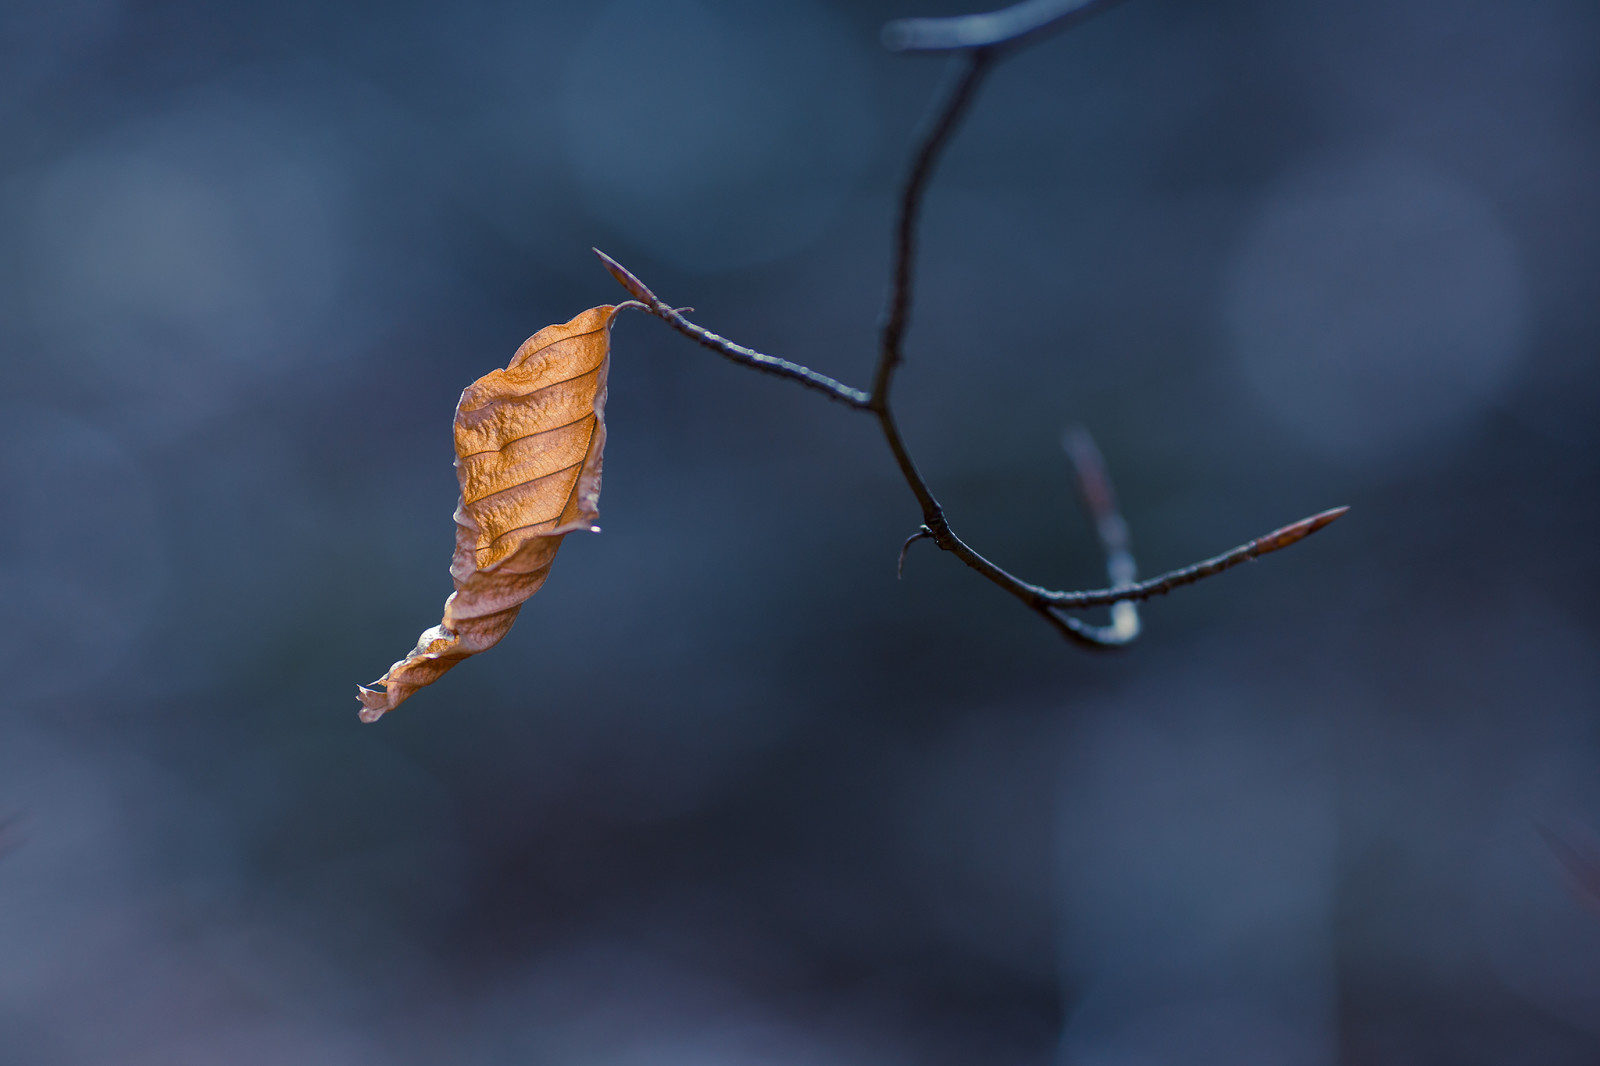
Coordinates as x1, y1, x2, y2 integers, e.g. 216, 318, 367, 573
358, 305, 618, 722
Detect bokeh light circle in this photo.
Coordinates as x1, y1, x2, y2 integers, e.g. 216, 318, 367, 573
1225, 152, 1524, 466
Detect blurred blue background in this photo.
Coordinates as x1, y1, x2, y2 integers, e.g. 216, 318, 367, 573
4, 0, 1600, 1062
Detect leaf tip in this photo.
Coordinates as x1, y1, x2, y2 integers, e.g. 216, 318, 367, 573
356, 685, 390, 724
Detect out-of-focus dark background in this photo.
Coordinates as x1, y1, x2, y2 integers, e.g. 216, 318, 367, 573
4, 0, 1600, 1061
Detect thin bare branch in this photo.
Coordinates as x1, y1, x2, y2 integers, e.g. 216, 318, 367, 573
593, 7, 1347, 651
864, 49, 993, 555
594, 249, 869, 408
873, 49, 992, 409
599, 245, 1349, 640
883, 0, 1128, 54
1040, 506, 1349, 609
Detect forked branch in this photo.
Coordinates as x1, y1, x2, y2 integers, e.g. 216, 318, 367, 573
597, 0, 1345, 648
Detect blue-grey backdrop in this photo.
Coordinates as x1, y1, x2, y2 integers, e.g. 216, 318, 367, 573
4, 0, 1600, 1062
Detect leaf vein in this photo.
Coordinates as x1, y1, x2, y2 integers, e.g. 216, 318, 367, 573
463, 458, 585, 507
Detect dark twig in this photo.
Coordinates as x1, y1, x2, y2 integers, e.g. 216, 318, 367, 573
873, 49, 992, 408
865, 48, 993, 539
1039, 506, 1350, 609
596, 249, 869, 408
595, 4, 1347, 649
898, 526, 935, 579
883, 0, 1129, 53
599, 251, 1347, 637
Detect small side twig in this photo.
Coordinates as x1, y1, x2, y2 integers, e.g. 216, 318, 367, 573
1060, 427, 1140, 646
593, 0, 1348, 650
898, 526, 935, 579
596, 251, 868, 408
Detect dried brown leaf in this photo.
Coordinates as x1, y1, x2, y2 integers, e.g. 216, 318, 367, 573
357, 305, 618, 722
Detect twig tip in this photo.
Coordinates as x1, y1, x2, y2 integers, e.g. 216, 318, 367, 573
592, 248, 656, 304
1253, 505, 1350, 556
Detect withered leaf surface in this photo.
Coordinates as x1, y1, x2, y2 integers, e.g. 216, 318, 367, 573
358, 305, 618, 722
